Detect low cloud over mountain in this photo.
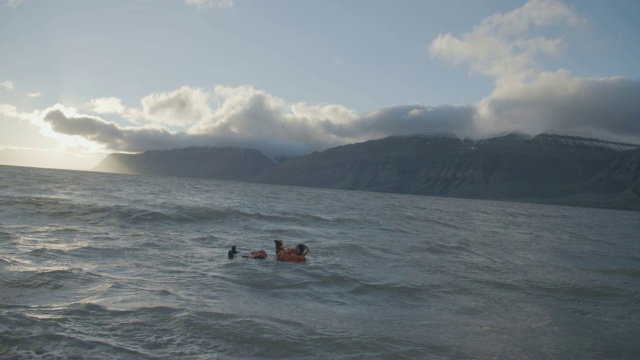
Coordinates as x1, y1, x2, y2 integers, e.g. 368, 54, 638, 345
38, 73, 640, 159
476, 73, 640, 143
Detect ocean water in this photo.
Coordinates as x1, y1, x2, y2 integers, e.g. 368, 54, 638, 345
0, 165, 638, 360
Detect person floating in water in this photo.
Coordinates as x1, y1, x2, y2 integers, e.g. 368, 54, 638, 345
274, 240, 309, 262
228, 246, 238, 259
228, 246, 267, 259
245, 250, 268, 259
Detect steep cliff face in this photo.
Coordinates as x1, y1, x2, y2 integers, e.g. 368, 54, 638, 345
94, 147, 276, 181
257, 135, 473, 192
415, 134, 627, 199
559, 147, 640, 209
608, 148, 640, 189
258, 133, 632, 197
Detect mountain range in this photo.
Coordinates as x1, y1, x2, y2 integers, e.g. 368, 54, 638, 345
93, 133, 640, 211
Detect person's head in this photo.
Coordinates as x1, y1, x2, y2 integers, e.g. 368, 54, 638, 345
274, 240, 283, 252
296, 244, 305, 255
231, 246, 238, 254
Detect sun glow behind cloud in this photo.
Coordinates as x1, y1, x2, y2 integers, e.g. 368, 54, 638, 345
0, 104, 107, 170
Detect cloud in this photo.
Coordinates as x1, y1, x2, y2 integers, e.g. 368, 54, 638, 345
44, 109, 126, 147
183, 0, 235, 10
428, 0, 640, 144
88, 97, 126, 114
169, 85, 359, 155
28, 68, 640, 163
323, 105, 477, 140
140, 86, 212, 127
210, 86, 476, 152
0, 104, 29, 121
42, 108, 195, 152
36, 86, 479, 158
27, 92, 41, 98
1, 81, 14, 90
429, 0, 582, 86
476, 71, 640, 143
3, 0, 27, 7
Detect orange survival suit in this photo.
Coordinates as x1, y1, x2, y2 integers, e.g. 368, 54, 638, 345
274, 240, 309, 262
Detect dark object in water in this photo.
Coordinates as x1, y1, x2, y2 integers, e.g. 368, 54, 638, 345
228, 245, 238, 259
244, 250, 268, 259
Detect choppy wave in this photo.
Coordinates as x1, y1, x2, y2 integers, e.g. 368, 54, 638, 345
1, 165, 640, 359
0, 193, 368, 229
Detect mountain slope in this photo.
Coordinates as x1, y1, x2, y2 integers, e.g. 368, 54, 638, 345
93, 134, 640, 210
94, 147, 276, 181
257, 133, 639, 209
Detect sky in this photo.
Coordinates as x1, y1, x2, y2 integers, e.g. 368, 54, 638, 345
1, 0, 639, 170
